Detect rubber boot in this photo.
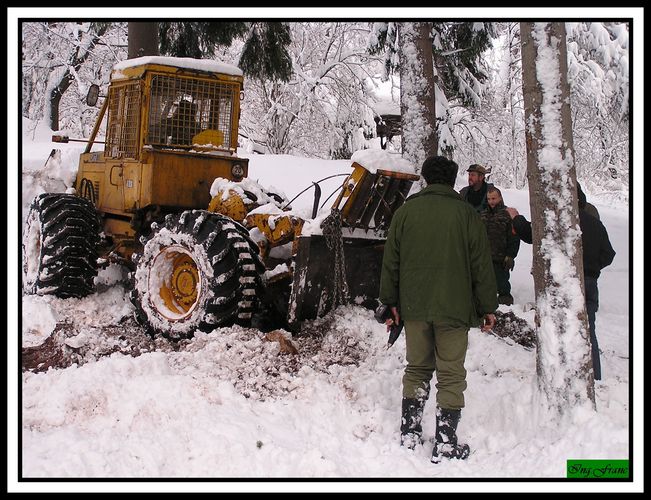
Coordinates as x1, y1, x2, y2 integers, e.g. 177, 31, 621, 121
400, 398, 425, 450
431, 408, 470, 463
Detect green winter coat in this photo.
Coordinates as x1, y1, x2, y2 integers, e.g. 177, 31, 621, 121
379, 183, 498, 328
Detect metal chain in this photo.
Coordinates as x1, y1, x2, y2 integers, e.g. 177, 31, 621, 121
321, 209, 349, 307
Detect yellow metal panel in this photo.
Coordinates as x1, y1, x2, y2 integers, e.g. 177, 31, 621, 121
207, 189, 249, 222
332, 163, 369, 215
140, 162, 153, 207
245, 213, 303, 248
76, 152, 105, 205
122, 163, 143, 211
103, 217, 134, 239
101, 161, 126, 212
147, 151, 248, 209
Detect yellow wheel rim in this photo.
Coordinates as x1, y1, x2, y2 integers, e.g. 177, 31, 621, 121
150, 246, 201, 320
170, 255, 199, 310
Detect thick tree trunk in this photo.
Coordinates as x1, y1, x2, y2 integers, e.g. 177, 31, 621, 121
398, 22, 438, 174
520, 22, 595, 413
128, 22, 159, 59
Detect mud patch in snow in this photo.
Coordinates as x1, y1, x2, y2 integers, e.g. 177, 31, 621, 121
21, 305, 377, 404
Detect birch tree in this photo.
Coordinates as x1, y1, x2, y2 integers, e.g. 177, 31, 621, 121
520, 22, 595, 414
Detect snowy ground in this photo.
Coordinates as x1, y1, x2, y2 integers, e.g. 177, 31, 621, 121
10, 120, 639, 493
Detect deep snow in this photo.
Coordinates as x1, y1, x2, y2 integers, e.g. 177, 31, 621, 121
11, 117, 639, 493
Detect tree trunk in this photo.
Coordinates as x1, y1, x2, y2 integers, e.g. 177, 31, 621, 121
49, 77, 70, 131
520, 22, 595, 414
507, 23, 522, 189
398, 22, 438, 174
48, 24, 109, 131
128, 22, 159, 59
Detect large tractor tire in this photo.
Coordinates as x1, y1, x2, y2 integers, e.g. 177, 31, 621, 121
22, 193, 101, 298
131, 210, 265, 340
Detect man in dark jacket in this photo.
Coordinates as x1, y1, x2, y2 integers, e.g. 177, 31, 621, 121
481, 186, 520, 305
505, 187, 615, 380
379, 155, 497, 463
577, 194, 615, 380
506, 206, 533, 244
578, 182, 600, 220
459, 164, 494, 213
508, 183, 600, 243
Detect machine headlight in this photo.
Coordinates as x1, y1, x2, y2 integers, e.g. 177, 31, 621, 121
231, 163, 245, 179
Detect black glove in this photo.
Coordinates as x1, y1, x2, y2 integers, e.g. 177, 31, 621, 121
374, 304, 392, 323
374, 304, 403, 349
503, 256, 515, 271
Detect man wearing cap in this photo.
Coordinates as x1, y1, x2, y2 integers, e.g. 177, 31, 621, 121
459, 164, 494, 213
379, 155, 497, 463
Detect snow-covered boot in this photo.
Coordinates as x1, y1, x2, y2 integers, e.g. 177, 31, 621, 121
431, 408, 470, 463
400, 398, 425, 450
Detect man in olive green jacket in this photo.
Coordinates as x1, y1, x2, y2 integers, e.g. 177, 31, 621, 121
379, 155, 497, 463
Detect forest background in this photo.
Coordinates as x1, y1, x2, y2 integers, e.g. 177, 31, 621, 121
18, 15, 630, 203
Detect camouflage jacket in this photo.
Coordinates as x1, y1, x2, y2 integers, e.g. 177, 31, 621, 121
480, 202, 520, 263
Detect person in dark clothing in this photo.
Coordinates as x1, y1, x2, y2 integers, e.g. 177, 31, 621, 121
506, 206, 533, 244
576, 189, 615, 380
380, 155, 497, 463
505, 187, 615, 380
481, 187, 520, 305
577, 182, 601, 220
459, 164, 494, 213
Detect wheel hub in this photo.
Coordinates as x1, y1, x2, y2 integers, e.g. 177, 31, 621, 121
170, 256, 199, 309
150, 246, 201, 320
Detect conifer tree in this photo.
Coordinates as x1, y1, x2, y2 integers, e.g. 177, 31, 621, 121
369, 21, 496, 155
158, 22, 292, 82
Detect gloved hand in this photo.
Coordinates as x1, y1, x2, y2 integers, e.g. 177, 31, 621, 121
503, 256, 515, 271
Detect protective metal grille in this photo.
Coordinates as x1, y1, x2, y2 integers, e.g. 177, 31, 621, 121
147, 74, 237, 150
105, 82, 141, 159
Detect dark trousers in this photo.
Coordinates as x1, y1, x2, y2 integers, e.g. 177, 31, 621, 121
584, 275, 601, 380
402, 321, 468, 409
492, 262, 511, 297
